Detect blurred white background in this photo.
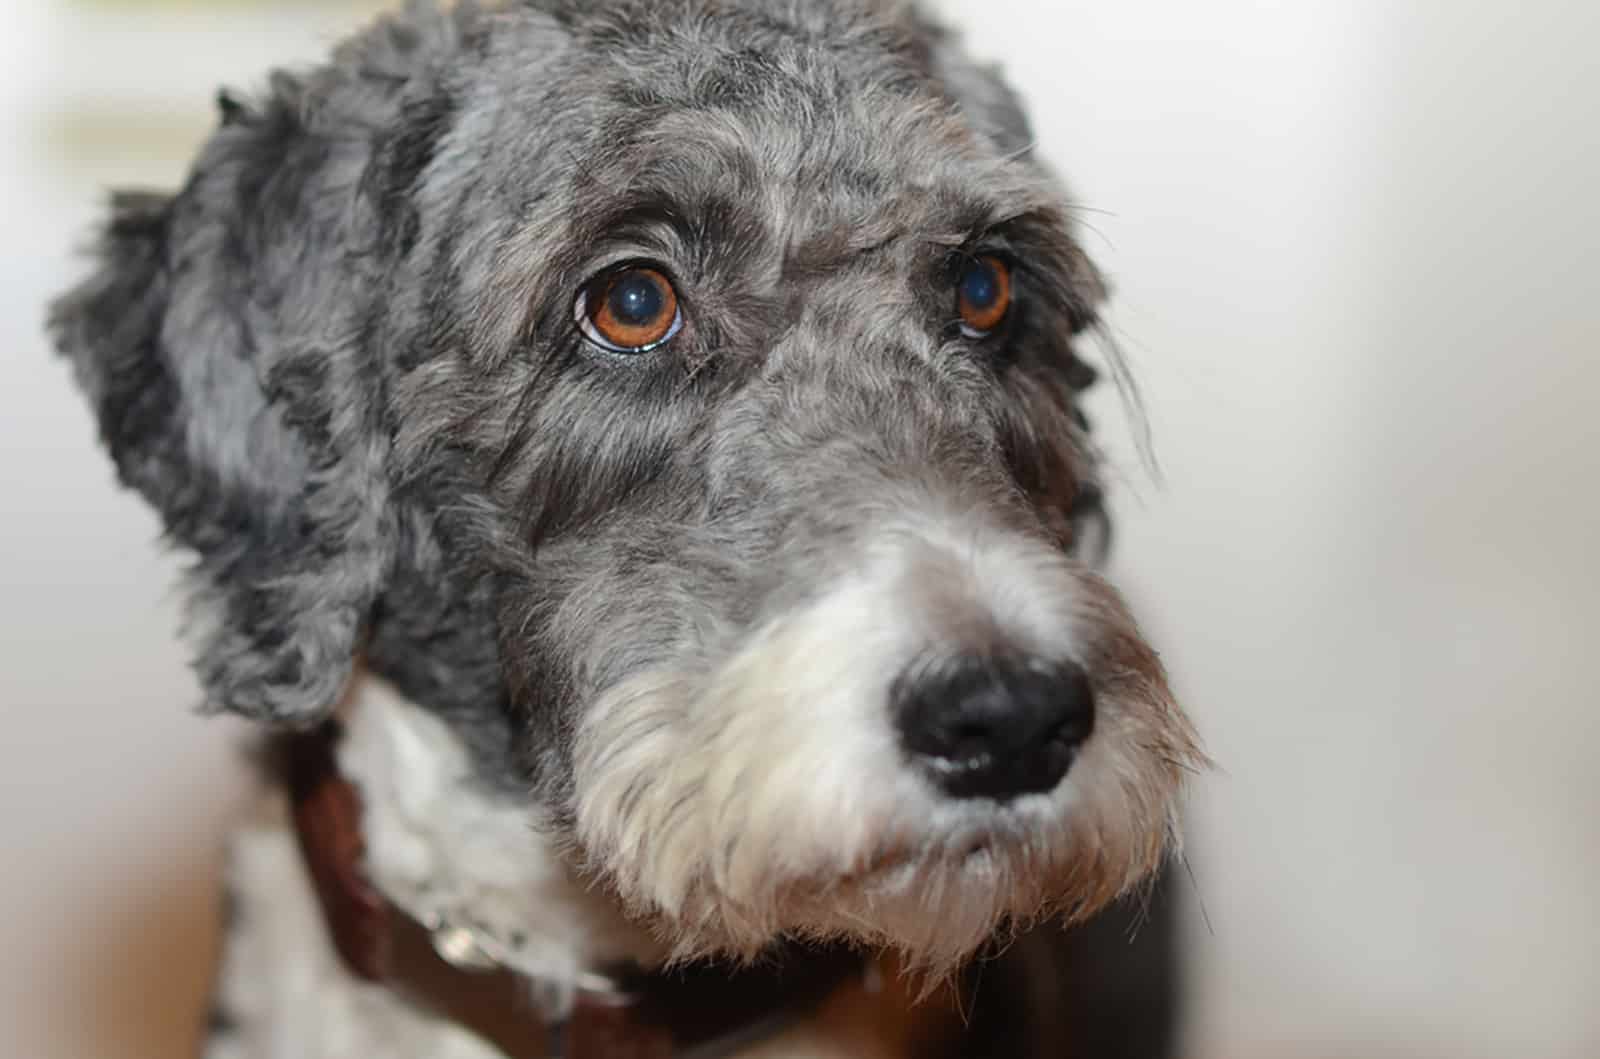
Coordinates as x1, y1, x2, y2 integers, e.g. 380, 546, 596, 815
1, 1, 1595, 1057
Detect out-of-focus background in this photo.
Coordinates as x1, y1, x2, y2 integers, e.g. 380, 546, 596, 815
2, 1, 1595, 1056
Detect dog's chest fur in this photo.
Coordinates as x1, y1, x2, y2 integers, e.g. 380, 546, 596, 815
338, 679, 661, 987
206, 680, 959, 1059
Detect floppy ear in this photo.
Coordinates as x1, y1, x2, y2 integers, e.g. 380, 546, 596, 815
914, 15, 1038, 157
49, 10, 463, 724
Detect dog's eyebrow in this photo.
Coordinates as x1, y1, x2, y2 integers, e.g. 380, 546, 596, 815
783, 224, 904, 277
581, 195, 706, 257
898, 196, 1026, 254
784, 191, 1029, 275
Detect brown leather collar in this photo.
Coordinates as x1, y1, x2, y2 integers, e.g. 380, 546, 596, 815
285, 723, 862, 1058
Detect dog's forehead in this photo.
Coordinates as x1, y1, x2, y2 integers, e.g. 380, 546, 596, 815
483, 0, 1059, 245
547, 0, 932, 77
576, 109, 1046, 252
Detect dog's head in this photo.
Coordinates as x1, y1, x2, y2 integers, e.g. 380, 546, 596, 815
52, 0, 1200, 972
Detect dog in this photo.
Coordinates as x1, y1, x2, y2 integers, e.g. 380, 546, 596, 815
50, 1, 1202, 1055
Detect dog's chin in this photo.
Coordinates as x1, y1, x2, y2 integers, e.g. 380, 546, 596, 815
594, 778, 1177, 976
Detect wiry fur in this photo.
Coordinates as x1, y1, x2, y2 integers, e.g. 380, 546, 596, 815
51, 0, 1203, 1053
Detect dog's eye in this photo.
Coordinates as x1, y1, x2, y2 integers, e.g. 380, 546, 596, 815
575, 265, 683, 353
956, 255, 1012, 338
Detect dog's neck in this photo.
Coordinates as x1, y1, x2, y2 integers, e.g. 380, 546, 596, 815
335, 677, 665, 1001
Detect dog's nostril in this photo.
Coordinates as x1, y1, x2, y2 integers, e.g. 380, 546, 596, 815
894, 657, 1095, 801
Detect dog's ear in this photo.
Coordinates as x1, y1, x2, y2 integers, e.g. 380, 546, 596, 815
49, 12, 463, 725
915, 17, 1038, 157
50, 100, 387, 726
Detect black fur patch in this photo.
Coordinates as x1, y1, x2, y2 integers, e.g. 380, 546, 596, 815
371, 90, 459, 259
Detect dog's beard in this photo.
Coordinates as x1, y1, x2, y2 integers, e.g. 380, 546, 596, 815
571, 517, 1201, 974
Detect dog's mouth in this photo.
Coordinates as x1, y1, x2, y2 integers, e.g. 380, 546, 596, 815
824, 804, 1035, 890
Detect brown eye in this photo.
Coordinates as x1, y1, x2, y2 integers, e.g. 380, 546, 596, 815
955, 255, 1012, 337
575, 265, 683, 353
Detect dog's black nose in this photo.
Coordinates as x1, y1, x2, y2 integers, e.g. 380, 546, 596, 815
894, 657, 1095, 801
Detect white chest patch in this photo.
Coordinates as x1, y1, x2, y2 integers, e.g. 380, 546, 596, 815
336, 678, 664, 992
206, 677, 662, 1059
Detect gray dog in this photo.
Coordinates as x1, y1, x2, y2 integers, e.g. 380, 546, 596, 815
51, 1, 1201, 1055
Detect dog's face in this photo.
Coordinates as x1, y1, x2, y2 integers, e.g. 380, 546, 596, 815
53, 0, 1199, 972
